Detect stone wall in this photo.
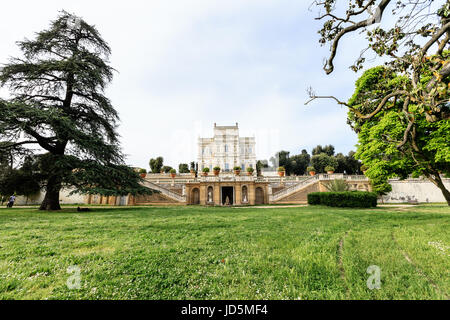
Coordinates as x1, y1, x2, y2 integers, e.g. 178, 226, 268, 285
383, 179, 450, 203
12, 189, 86, 206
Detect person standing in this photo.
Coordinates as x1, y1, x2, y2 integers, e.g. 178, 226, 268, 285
7, 195, 16, 208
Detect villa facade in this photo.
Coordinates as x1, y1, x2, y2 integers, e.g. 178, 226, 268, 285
198, 123, 256, 172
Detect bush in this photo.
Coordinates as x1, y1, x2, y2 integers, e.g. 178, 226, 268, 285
234, 166, 241, 171
307, 192, 322, 205
246, 167, 254, 173
325, 166, 335, 172
213, 166, 221, 171
202, 167, 210, 173
169, 169, 176, 174
307, 191, 377, 208
138, 168, 147, 174
277, 166, 285, 172
307, 166, 316, 172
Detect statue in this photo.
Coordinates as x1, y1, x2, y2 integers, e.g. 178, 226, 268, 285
225, 196, 230, 206
208, 191, 213, 203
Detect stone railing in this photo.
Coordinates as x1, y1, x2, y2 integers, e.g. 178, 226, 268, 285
270, 176, 318, 201
143, 181, 186, 202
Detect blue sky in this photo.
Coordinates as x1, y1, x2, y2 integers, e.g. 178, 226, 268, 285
0, 0, 376, 169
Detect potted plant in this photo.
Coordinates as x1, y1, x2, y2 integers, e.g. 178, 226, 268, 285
325, 166, 335, 175
307, 166, 316, 176
138, 168, 147, 178
234, 166, 241, 176
202, 167, 210, 176
246, 167, 254, 176
277, 166, 285, 177
213, 166, 221, 176
169, 168, 177, 178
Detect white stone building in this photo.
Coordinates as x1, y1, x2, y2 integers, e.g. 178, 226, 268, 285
198, 123, 256, 172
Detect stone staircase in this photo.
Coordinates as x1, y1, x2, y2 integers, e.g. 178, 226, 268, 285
142, 181, 186, 203
270, 176, 318, 202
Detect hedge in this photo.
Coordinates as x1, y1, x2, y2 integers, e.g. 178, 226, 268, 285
307, 191, 378, 208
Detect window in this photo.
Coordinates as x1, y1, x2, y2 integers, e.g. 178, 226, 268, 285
225, 163, 229, 171
241, 163, 245, 171
225, 145, 228, 153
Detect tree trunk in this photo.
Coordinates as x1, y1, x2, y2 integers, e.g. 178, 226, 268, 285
39, 176, 62, 210
426, 173, 450, 206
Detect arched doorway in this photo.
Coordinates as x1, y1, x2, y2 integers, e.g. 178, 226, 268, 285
255, 187, 264, 205
192, 188, 200, 205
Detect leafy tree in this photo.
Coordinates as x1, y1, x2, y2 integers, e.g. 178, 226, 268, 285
311, 153, 339, 173
307, 1, 449, 125
149, 157, 164, 173
312, 145, 335, 156
161, 166, 173, 174
0, 156, 41, 204
290, 149, 311, 175
335, 151, 362, 174
345, 151, 362, 174
273, 151, 293, 175
256, 160, 268, 176
178, 163, 190, 173
0, 12, 151, 210
349, 66, 449, 205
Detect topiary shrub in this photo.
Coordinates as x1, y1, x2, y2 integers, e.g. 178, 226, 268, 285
307, 192, 322, 205
307, 191, 377, 208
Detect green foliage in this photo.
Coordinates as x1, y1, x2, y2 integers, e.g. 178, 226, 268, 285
349, 66, 450, 204
308, 191, 378, 208
169, 169, 176, 174
246, 167, 254, 173
233, 166, 241, 171
311, 153, 338, 173
312, 145, 335, 156
335, 151, 361, 174
150, 157, 164, 173
290, 150, 311, 175
370, 177, 393, 197
307, 192, 321, 205
178, 163, 190, 174
256, 160, 268, 176
0, 157, 41, 200
138, 168, 147, 174
325, 166, 335, 172
277, 166, 285, 172
202, 167, 210, 173
161, 166, 173, 174
0, 12, 152, 209
324, 179, 349, 192
213, 166, 221, 171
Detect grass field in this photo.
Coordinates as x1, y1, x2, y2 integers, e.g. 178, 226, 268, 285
0, 205, 448, 300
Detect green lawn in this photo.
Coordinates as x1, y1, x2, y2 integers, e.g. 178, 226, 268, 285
0, 205, 448, 300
